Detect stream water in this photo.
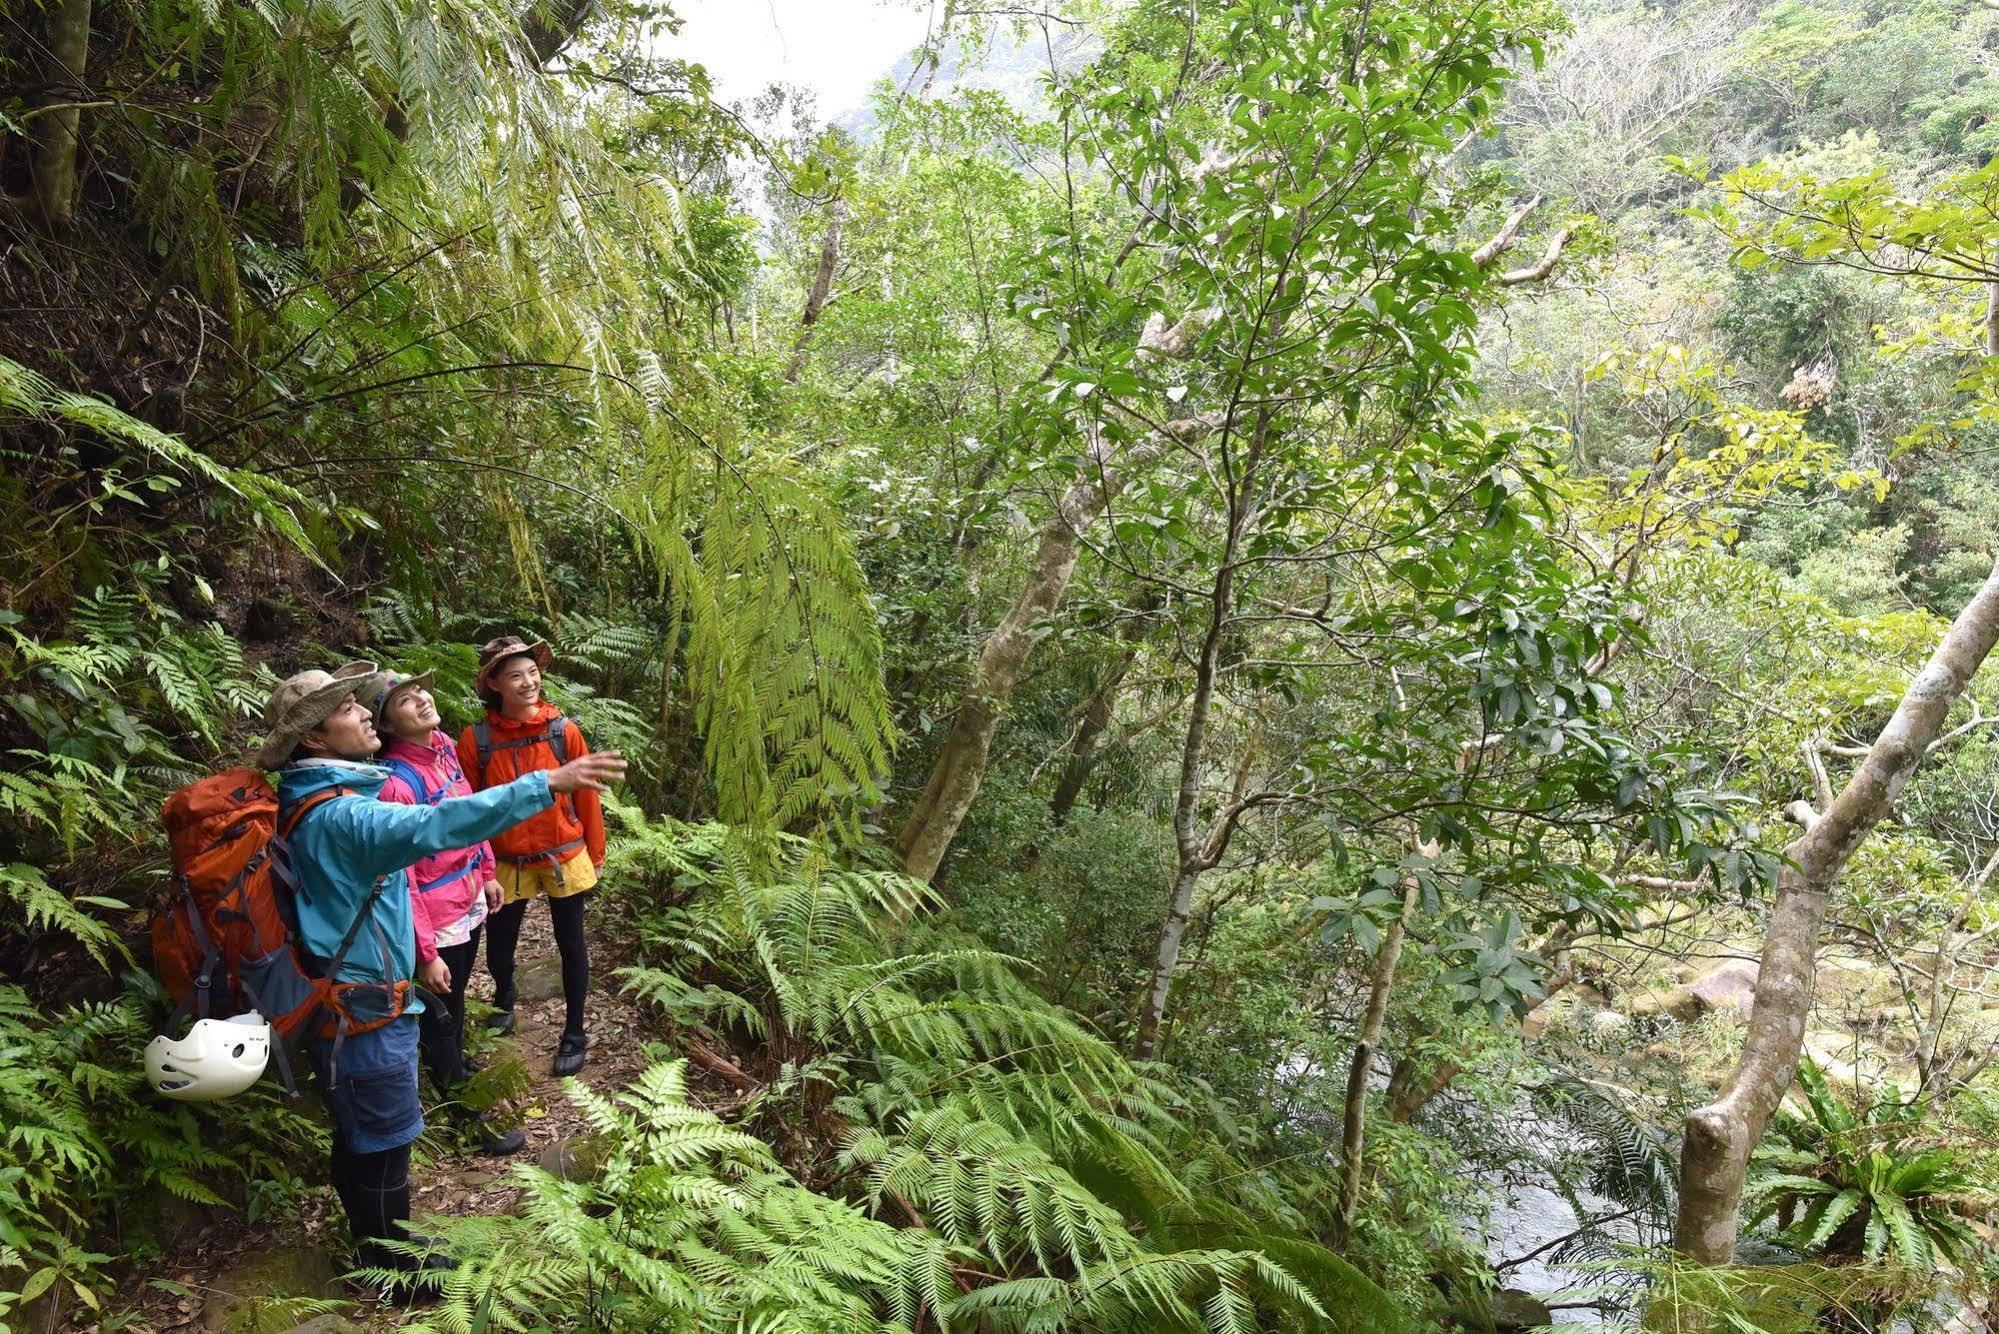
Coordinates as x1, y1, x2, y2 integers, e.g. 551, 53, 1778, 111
1473, 1102, 1639, 1330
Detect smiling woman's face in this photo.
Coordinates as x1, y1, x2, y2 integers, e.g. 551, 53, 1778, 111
384, 684, 440, 742
495, 657, 542, 715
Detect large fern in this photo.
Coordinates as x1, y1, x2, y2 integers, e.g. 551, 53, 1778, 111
598, 804, 1415, 1331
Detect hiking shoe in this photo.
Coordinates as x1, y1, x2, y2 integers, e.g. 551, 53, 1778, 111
552, 1031, 588, 1076
479, 1124, 527, 1156
486, 987, 517, 1034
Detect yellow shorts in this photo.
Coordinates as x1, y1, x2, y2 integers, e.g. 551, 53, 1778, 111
495, 847, 599, 905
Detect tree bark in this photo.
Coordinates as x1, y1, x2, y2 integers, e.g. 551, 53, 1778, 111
1673, 551, 1999, 1262
1048, 664, 1124, 824
519, 0, 597, 65
1332, 856, 1427, 1250
30, 0, 92, 229
785, 197, 846, 383
1050, 607, 1153, 824
1132, 410, 1270, 1060
894, 431, 1170, 882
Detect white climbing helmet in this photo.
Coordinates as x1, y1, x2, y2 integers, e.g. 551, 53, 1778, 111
146, 1012, 271, 1101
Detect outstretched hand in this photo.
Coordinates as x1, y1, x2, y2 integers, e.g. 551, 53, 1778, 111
548, 750, 627, 795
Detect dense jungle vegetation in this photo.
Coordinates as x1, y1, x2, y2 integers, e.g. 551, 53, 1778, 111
5, 0, 1999, 1328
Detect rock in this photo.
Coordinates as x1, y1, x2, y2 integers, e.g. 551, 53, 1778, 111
537, 1133, 611, 1182
1490, 1287, 1553, 1330
200, 1243, 342, 1333
1590, 1009, 1631, 1039
513, 954, 565, 1004
1631, 960, 1757, 1023
1521, 995, 1564, 1037
283, 1318, 363, 1334
1631, 986, 1702, 1022
1801, 1031, 1879, 1095
1686, 960, 1758, 1017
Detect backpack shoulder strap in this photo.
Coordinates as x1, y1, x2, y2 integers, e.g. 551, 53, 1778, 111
278, 785, 350, 839
547, 716, 569, 767
473, 721, 494, 786
379, 755, 435, 806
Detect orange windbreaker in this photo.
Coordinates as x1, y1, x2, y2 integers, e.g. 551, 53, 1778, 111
456, 702, 605, 866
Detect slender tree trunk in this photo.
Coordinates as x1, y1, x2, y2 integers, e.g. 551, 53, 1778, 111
1134, 863, 1206, 1059
1332, 860, 1425, 1250
30, 0, 92, 228
1674, 552, 1999, 1262
1050, 607, 1153, 824
785, 197, 846, 383
1049, 667, 1124, 824
892, 289, 1223, 884
895, 435, 1168, 882
1132, 412, 1269, 1060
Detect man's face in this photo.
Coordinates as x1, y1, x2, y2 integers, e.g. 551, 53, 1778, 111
384, 684, 440, 741
495, 657, 541, 713
304, 695, 380, 760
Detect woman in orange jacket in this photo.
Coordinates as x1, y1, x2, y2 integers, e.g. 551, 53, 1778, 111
458, 635, 604, 1075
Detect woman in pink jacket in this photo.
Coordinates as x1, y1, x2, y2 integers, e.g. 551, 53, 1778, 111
369, 670, 525, 1157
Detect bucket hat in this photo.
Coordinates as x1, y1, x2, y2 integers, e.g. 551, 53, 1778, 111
473, 635, 553, 695
254, 660, 391, 770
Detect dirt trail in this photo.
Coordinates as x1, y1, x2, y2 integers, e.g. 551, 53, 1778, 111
117, 906, 704, 1332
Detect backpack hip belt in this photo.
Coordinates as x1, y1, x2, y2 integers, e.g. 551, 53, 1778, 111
499, 838, 587, 885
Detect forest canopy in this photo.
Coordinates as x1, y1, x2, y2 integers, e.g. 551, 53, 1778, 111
3, 0, 1999, 1330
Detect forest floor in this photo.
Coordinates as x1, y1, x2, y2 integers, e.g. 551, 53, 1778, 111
113, 905, 721, 1334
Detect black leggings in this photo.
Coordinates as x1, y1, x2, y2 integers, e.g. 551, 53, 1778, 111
330, 1132, 412, 1270
486, 890, 590, 1036
417, 929, 481, 1090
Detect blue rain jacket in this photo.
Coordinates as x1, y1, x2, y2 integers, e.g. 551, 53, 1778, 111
275, 759, 553, 1010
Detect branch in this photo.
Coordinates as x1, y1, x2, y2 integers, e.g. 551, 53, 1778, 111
1137, 306, 1222, 362
1472, 194, 1542, 270
1782, 799, 1821, 830
519, 0, 596, 64
1619, 874, 1708, 896
1821, 698, 1993, 758
1804, 738, 1833, 813
684, 1038, 759, 1092
1497, 225, 1576, 286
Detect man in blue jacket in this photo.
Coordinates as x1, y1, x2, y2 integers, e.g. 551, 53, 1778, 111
254, 663, 625, 1301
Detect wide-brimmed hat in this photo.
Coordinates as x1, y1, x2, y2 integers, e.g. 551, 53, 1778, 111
473, 635, 553, 695
255, 661, 392, 770
366, 669, 436, 727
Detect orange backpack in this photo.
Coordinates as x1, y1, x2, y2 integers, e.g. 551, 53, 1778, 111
151, 767, 408, 1094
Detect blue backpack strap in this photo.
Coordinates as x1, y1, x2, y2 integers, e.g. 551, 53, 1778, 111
380, 755, 439, 806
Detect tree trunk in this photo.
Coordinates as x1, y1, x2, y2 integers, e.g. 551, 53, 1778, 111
785, 197, 846, 383
1050, 611, 1151, 823
30, 0, 92, 228
895, 436, 1165, 882
1332, 863, 1424, 1250
519, 0, 597, 65
1132, 411, 1269, 1060
1134, 865, 1204, 1059
1674, 552, 1999, 1262
1049, 669, 1122, 824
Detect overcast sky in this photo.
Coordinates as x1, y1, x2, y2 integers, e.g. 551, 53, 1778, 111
661, 0, 935, 118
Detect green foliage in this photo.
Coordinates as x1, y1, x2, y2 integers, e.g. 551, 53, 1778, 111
0, 983, 322, 1322
1747, 1059, 1989, 1273
346, 797, 1406, 1328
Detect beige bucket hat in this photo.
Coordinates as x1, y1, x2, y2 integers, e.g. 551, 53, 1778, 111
473, 635, 553, 695
255, 660, 392, 770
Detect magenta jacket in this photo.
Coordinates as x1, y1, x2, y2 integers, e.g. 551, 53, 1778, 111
377, 729, 498, 963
